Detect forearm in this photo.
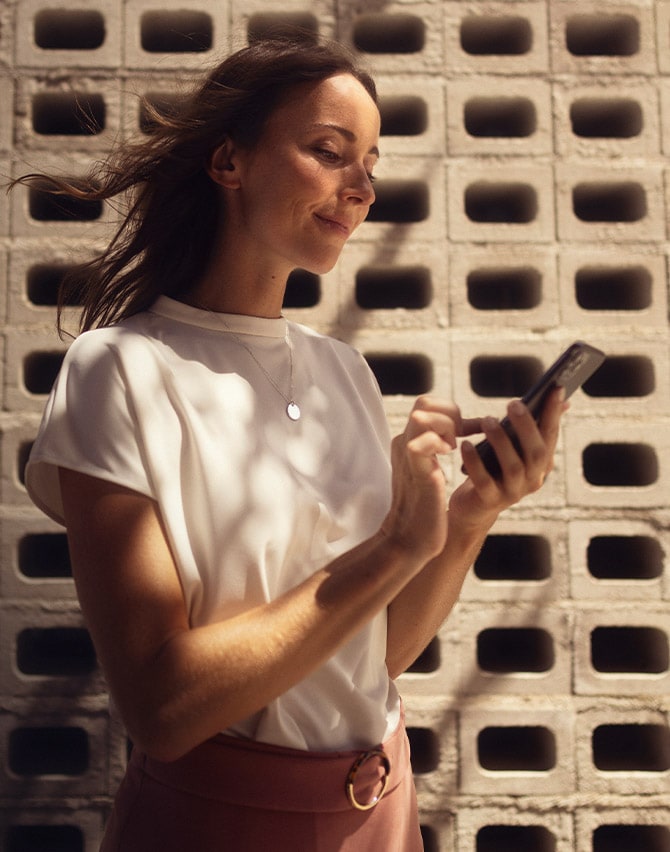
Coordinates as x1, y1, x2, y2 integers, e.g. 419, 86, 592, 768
385, 510, 496, 679
117, 531, 427, 761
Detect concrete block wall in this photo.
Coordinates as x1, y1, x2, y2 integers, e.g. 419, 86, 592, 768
1, 1, 668, 850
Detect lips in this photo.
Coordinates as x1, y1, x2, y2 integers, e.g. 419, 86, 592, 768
314, 213, 353, 238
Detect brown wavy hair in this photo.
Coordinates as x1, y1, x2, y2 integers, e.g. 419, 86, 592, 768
12, 37, 376, 334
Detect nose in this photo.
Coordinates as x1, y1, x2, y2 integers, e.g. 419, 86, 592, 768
343, 165, 376, 207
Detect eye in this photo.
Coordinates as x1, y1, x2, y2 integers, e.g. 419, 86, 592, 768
314, 147, 340, 163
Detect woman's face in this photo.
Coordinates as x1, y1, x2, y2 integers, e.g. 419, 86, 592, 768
226, 73, 380, 277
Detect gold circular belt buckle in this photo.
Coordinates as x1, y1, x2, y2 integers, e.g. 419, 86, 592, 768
345, 748, 391, 811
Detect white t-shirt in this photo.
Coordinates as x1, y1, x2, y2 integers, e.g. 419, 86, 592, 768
26, 296, 401, 751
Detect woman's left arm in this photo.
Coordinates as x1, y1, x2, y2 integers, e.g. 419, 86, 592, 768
385, 387, 566, 679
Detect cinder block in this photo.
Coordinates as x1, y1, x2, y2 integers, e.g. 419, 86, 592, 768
574, 606, 670, 696
0, 416, 42, 508
0, 246, 7, 326
569, 517, 669, 602
355, 155, 446, 247
397, 611, 461, 699
375, 74, 446, 158
558, 249, 668, 329
555, 164, 666, 243
553, 80, 660, 160
454, 604, 571, 696
660, 80, 670, 157
576, 702, 670, 795
0, 804, 105, 852
657, 4, 670, 75
550, 3, 657, 76
15, 1, 122, 70
0, 600, 104, 697
5, 326, 69, 413
121, 71, 199, 140
403, 696, 459, 806
124, 0, 229, 70
0, 156, 11, 237
447, 162, 555, 244
15, 75, 123, 154
457, 805, 574, 852
444, 2, 550, 76
564, 417, 669, 509
9, 153, 118, 241
0, 74, 14, 154
337, 240, 448, 333
339, 3, 445, 75
447, 77, 552, 157
231, 0, 335, 46
460, 517, 568, 603
7, 243, 98, 328
575, 806, 670, 852
448, 244, 559, 330
459, 702, 576, 795
0, 700, 110, 797
348, 327, 451, 420
0, 509, 75, 600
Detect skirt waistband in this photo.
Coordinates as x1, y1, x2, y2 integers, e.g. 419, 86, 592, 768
132, 714, 410, 814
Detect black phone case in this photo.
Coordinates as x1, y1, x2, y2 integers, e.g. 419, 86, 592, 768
470, 341, 606, 479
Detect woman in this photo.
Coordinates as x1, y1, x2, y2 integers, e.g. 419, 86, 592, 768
20, 37, 565, 851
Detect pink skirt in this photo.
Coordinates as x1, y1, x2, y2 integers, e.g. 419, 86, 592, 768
100, 714, 422, 851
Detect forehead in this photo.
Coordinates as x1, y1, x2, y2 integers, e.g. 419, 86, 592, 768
269, 73, 380, 140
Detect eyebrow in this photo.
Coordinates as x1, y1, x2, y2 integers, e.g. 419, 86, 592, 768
311, 122, 380, 158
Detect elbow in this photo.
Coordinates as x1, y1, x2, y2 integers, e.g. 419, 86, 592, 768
122, 702, 203, 763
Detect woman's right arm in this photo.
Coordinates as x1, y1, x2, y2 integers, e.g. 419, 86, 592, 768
59, 444, 444, 762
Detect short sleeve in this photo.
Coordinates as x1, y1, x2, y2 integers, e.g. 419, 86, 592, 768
25, 329, 154, 524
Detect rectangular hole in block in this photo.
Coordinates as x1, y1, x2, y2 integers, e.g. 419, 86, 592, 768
34, 9, 105, 50
247, 12, 318, 44
282, 269, 320, 308
379, 96, 428, 137
23, 352, 65, 395
18, 532, 72, 579
582, 355, 654, 398
478, 726, 556, 771
592, 724, 670, 772
467, 266, 542, 310
477, 627, 555, 674
582, 443, 659, 487
572, 183, 647, 223
464, 97, 537, 138
356, 266, 432, 310
465, 182, 538, 224
587, 535, 664, 581
565, 14, 640, 57
364, 353, 433, 395
17, 627, 97, 676
421, 826, 439, 852
5, 825, 84, 852
366, 180, 429, 223
29, 183, 102, 223
32, 93, 106, 136
477, 825, 557, 852
590, 626, 669, 674
593, 825, 670, 852
469, 355, 543, 397
575, 266, 652, 310
8, 727, 89, 776
140, 11, 212, 53
570, 98, 643, 139
406, 727, 440, 773
353, 14, 425, 54
475, 534, 552, 582
460, 16, 533, 55
27, 263, 81, 307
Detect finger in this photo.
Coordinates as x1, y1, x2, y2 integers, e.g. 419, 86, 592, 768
406, 408, 459, 449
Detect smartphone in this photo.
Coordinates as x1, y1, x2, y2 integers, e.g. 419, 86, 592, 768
468, 341, 606, 478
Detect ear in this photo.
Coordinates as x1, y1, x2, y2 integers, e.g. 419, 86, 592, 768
207, 139, 242, 189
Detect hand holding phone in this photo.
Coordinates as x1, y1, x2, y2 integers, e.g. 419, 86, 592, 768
469, 341, 605, 479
